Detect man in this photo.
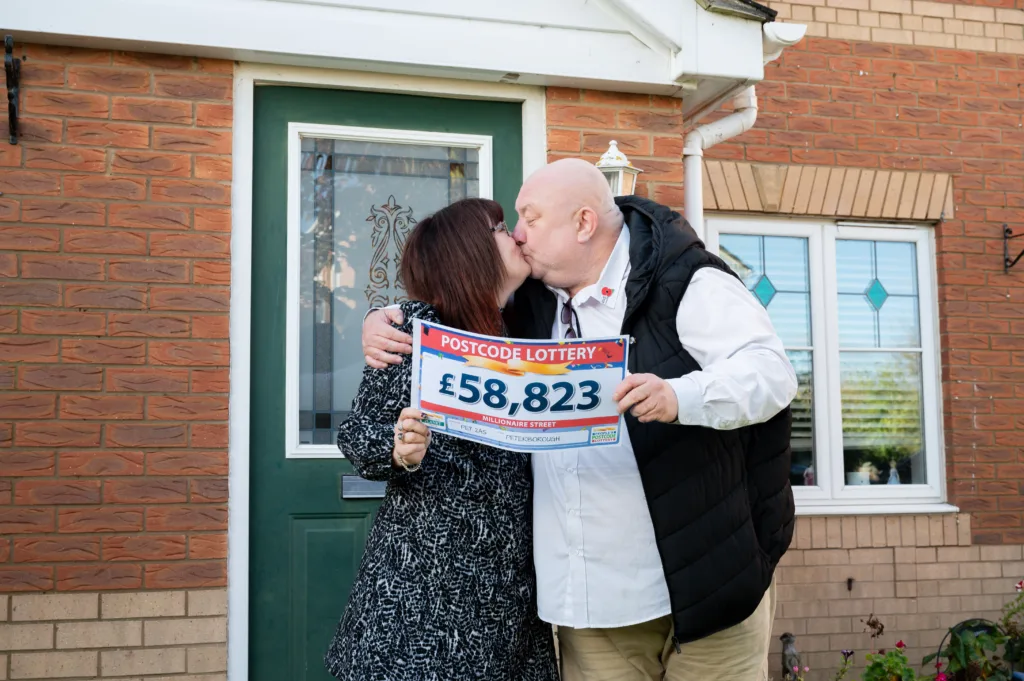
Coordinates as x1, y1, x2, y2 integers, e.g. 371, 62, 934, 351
362, 159, 797, 681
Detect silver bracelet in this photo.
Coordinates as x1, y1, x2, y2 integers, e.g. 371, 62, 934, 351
395, 452, 421, 472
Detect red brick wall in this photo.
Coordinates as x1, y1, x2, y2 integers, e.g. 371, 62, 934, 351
548, 38, 1024, 544
0, 44, 232, 592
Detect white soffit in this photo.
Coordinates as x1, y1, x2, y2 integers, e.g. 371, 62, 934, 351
2, 0, 795, 100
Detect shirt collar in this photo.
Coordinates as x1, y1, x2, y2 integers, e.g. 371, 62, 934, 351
547, 227, 630, 309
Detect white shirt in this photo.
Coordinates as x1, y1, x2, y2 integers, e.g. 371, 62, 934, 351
533, 226, 797, 629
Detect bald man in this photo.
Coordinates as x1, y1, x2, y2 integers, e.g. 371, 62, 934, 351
362, 159, 798, 681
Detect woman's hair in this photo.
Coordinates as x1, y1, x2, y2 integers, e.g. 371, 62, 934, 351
400, 198, 508, 336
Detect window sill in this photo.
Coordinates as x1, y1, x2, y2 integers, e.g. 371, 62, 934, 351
794, 502, 960, 517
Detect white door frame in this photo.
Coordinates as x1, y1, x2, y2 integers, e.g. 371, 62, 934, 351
228, 63, 546, 681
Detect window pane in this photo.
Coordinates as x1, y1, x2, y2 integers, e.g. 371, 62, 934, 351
719, 234, 762, 289
840, 351, 925, 486
764, 237, 810, 292
720, 233, 816, 487
837, 239, 921, 349
719, 234, 811, 347
878, 296, 920, 347
836, 240, 873, 294
298, 136, 481, 445
787, 351, 815, 487
875, 241, 917, 295
837, 293, 876, 348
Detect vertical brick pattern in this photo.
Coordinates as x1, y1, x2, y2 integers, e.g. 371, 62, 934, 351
773, 515, 1022, 681
0, 44, 231, 595
1, 588, 226, 680
547, 38, 1024, 545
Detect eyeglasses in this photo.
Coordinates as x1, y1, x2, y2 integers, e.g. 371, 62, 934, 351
561, 299, 581, 339
491, 221, 510, 235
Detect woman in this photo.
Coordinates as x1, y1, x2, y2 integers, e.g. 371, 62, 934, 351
324, 198, 558, 681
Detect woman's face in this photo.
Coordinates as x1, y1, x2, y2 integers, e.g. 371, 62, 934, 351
493, 222, 531, 290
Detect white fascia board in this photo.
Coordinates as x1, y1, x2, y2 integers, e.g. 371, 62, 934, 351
673, 8, 764, 85
3, 0, 686, 94
594, 0, 684, 54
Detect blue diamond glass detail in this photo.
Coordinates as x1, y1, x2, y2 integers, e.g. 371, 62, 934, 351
865, 278, 888, 311
752, 275, 777, 307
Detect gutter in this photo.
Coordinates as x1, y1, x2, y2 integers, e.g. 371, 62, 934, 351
683, 22, 807, 239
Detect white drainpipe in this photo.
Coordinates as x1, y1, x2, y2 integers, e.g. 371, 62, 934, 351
683, 86, 758, 239
683, 22, 807, 240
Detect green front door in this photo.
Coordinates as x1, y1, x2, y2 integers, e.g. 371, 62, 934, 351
249, 85, 523, 680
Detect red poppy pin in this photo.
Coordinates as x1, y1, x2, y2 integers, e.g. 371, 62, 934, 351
601, 287, 613, 298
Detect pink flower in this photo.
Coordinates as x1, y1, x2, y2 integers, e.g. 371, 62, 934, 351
793, 666, 800, 673
936, 662, 943, 670
936, 674, 948, 681
896, 640, 906, 650
803, 666, 810, 673
1016, 579, 1023, 593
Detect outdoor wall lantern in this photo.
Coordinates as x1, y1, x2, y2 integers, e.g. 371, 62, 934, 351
596, 140, 642, 197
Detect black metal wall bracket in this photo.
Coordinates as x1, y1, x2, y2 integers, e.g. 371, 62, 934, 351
4, 35, 20, 145
1006, 225, 1024, 273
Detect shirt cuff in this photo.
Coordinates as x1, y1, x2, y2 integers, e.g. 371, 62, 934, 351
666, 375, 704, 426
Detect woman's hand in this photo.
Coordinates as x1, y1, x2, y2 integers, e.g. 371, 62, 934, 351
363, 308, 414, 369
392, 407, 430, 470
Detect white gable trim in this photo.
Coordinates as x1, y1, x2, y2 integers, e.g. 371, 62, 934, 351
6, 0, 767, 97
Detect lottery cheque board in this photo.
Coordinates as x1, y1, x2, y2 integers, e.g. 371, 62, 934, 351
410, 319, 629, 452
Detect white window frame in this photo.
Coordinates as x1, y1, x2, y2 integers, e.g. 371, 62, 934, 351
284, 122, 494, 459
706, 216, 948, 513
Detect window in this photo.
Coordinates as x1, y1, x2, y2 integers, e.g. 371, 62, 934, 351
706, 218, 944, 510
285, 123, 493, 458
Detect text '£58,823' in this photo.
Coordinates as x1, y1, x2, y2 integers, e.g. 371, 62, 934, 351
411, 320, 629, 452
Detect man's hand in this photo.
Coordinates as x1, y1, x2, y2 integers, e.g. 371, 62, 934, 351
614, 374, 679, 423
362, 308, 413, 369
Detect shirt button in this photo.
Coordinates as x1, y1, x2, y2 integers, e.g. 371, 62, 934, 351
566, 467, 576, 474
575, 548, 583, 556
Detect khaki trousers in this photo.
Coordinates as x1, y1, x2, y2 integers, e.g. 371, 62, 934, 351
557, 579, 777, 681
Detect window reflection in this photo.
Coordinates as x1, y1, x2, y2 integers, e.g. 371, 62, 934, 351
720, 234, 815, 488
298, 136, 480, 444
836, 239, 925, 486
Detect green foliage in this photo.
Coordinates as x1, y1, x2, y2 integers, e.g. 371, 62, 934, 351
1000, 586, 1024, 670
922, 625, 1010, 681
863, 647, 917, 681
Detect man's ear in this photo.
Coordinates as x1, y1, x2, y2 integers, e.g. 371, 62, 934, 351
575, 206, 599, 244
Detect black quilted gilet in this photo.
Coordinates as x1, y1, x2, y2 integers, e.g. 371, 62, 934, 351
504, 195, 795, 644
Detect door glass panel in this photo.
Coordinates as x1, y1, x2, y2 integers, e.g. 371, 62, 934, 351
299, 136, 481, 445
719, 234, 815, 488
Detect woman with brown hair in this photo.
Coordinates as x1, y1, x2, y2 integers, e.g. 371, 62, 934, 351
324, 198, 558, 681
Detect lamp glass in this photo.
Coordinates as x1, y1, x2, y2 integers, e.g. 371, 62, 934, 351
621, 171, 637, 196
601, 169, 621, 196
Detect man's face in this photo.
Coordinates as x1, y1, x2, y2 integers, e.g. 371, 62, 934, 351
512, 186, 581, 288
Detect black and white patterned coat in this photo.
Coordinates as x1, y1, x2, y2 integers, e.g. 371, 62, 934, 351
324, 301, 558, 681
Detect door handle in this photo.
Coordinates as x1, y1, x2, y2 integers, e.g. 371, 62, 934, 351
340, 474, 386, 500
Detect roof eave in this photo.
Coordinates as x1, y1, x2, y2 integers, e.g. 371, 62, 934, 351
695, 0, 778, 23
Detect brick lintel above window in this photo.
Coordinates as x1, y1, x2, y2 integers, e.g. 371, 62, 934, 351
703, 161, 955, 223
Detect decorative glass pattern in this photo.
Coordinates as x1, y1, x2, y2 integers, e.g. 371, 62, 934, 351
836, 239, 925, 486
865, 279, 888, 311
837, 240, 919, 348
752, 275, 777, 307
719, 234, 814, 487
298, 136, 481, 445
